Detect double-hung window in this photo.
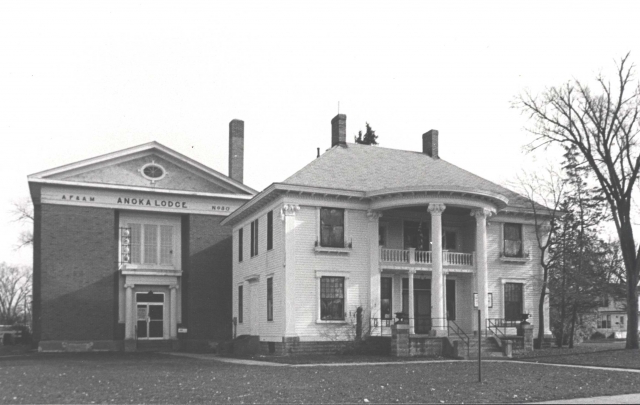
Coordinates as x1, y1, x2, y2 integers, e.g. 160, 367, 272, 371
503, 223, 523, 257
267, 211, 273, 251
238, 285, 243, 324
250, 219, 259, 257
267, 277, 273, 321
238, 228, 244, 262
320, 276, 345, 320
320, 208, 344, 248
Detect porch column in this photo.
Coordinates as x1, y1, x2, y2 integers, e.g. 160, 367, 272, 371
124, 284, 134, 339
472, 208, 494, 334
408, 270, 415, 334
368, 210, 382, 336
169, 285, 178, 339
428, 203, 447, 336
282, 204, 300, 337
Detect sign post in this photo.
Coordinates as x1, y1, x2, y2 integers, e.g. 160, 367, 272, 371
478, 309, 482, 383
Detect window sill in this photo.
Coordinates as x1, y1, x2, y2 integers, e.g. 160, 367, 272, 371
314, 246, 351, 255
500, 256, 530, 263
316, 320, 348, 324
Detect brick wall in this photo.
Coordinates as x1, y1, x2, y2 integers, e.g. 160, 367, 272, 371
183, 214, 233, 343
37, 204, 118, 342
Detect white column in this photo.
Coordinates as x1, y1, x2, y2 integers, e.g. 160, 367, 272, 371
170, 285, 178, 339
125, 284, 134, 339
408, 270, 415, 334
428, 203, 447, 336
367, 210, 382, 336
471, 208, 494, 334
281, 204, 300, 338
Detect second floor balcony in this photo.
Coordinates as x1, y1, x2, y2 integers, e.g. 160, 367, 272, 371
380, 247, 475, 273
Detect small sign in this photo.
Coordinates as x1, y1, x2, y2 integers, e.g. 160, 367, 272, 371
137, 307, 148, 320
473, 293, 478, 308
178, 328, 188, 333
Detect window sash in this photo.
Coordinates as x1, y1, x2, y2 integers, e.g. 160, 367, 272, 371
320, 208, 344, 248
238, 286, 243, 324
267, 277, 273, 321
238, 228, 243, 262
129, 223, 174, 266
320, 277, 344, 320
250, 219, 259, 257
267, 211, 273, 251
504, 223, 523, 257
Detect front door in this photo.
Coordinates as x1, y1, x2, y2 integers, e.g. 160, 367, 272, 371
403, 278, 432, 334
136, 292, 164, 340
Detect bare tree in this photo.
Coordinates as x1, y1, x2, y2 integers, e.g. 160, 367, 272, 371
516, 53, 640, 348
516, 167, 564, 347
0, 263, 32, 325
11, 198, 33, 249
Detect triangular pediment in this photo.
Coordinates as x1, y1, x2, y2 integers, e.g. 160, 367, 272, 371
29, 142, 255, 195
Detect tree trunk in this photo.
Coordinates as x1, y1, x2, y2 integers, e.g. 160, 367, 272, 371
559, 270, 567, 348
619, 221, 639, 349
568, 302, 577, 349
536, 280, 546, 349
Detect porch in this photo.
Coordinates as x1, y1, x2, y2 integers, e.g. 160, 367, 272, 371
380, 247, 475, 271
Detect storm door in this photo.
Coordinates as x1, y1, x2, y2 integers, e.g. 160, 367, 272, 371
402, 278, 431, 334
136, 292, 165, 340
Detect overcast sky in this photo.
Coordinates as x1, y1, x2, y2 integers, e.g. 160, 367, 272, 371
1, 1, 639, 266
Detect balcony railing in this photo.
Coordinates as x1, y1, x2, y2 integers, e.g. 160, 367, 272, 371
380, 248, 474, 267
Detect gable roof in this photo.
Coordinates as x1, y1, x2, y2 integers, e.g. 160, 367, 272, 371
283, 143, 531, 209
28, 141, 256, 196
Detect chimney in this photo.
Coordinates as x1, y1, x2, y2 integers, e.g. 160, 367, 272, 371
229, 119, 244, 183
423, 129, 439, 159
331, 114, 347, 147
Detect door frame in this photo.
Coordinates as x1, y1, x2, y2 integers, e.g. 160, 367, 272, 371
135, 291, 166, 340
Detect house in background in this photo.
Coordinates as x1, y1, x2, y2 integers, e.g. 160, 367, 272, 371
28, 120, 254, 352
595, 286, 638, 339
222, 114, 552, 355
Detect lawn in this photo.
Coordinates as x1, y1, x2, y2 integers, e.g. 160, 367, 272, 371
2, 351, 640, 403
515, 339, 640, 369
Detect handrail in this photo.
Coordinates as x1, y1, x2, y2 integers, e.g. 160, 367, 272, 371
380, 248, 474, 266
447, 319, 470, 358
486, 318, 519, 338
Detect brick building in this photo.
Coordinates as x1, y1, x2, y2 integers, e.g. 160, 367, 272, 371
222, 114, 552, 355
28, 120, 254, 352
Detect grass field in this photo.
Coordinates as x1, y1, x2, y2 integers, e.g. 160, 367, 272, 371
2, 349, 640, 404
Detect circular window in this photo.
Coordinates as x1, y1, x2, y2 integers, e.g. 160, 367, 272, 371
140, 163, 166, 182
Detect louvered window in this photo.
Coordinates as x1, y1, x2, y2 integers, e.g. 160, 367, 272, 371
128, 223, 175, 266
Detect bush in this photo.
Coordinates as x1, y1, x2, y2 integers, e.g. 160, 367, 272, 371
590, 331, 606, 340
2, 333, 15, 345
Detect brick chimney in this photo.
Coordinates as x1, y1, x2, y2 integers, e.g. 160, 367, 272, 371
423, 129, 439, 159
331, 114, 347, 147
229, 119, 244, 183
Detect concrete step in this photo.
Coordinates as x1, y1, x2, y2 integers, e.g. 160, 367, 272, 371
136, 340, 173, 352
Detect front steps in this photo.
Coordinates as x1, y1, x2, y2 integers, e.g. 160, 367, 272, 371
135, 340, 174, 352
454, 336, 508, 359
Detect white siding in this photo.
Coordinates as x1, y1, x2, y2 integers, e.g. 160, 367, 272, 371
232, 197, 286, 342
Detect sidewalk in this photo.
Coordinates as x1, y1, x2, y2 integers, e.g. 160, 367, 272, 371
535, 393, 640, 404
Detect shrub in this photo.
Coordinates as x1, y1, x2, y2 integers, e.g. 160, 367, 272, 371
590, 331, 606, 340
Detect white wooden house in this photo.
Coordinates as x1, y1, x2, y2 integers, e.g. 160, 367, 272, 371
221, 114, 551, 354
